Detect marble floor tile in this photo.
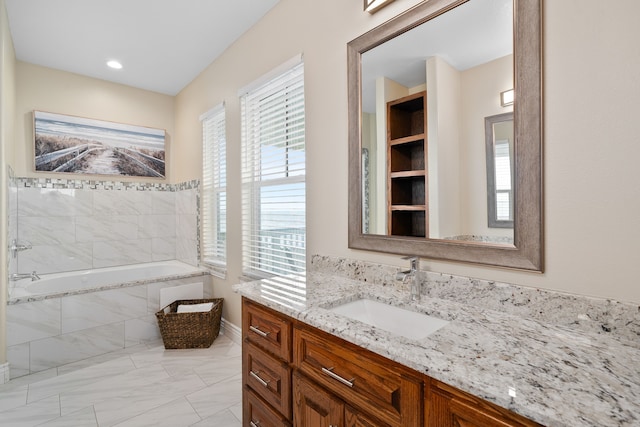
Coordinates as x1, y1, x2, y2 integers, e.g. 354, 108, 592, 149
28, 356, 137, 403
37, 406, 98, 427
93, 373, 207, 426
186, 374, 242, 420
112, 396, 201, 427
0, 394, 60, 427
191, 408, 242, 427
0, 383, 28, 412
60, 363, 170, 416
0, 333, 243, 427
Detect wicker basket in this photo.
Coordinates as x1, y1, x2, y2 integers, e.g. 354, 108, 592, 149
155, 298, 223, 349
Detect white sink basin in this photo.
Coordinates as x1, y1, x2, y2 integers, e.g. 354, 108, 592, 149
329, 298, 449, 341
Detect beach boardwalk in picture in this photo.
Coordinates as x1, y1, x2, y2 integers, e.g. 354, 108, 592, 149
34, 111, 166, 178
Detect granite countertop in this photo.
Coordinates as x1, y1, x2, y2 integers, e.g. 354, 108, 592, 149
233, 271, 640, 427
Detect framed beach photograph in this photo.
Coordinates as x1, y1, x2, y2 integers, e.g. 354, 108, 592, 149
33, 111, 166, 178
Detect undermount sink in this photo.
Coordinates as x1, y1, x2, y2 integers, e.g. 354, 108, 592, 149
329, 298, 449, 341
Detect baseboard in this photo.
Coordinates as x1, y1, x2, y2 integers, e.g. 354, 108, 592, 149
0, 363, 9, 384
221, 317, 242, 345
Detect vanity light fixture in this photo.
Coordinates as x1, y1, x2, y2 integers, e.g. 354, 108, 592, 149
106, 60, 123, 70
500, 89, 514, 107
364, 0, 395, 13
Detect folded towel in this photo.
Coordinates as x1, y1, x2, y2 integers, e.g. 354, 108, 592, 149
177, 302, 214, 313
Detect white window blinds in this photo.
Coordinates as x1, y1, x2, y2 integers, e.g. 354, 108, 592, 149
241, 61, 306, 278
494, 140, 513, 221
201, 104, 227, 273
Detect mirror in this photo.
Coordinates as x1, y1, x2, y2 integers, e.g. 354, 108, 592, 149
348, 0, 542, 271
485, 112, 514, 231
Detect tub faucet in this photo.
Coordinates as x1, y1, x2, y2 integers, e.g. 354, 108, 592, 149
9, 239, 32, 258
395, 256, 421, 301
10, 271, 40, 281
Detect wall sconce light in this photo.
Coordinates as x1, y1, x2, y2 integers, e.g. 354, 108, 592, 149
500, 89, 514, 107
364, 0, 396, 13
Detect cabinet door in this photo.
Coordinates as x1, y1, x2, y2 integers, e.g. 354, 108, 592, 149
243, 387, 291, 427
295, 326, 422, 426
243, 298, 292, 362
345, 406, 387, 427
450, 399, 525, 427
243, 341, 291, 419
428, 380, 544, 427
294, 372, 343, 427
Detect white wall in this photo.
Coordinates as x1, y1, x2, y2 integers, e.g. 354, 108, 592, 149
5, 0, 640, 333
459, 55, 513, 238
174, 0, 640, 327
13, 62, 175, 181
0, 0, 16, 366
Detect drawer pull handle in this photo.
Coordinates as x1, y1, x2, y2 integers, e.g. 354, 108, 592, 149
250, 421, 260, 427
322, 366, 355, 388
250, 370, 270, 387
249, 325, 270, 338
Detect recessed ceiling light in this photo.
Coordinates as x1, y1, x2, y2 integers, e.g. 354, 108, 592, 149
107, 60, 123, 70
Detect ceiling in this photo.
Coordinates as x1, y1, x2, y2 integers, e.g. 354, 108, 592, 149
5, 0, 280, 96
361, 0, 513, 113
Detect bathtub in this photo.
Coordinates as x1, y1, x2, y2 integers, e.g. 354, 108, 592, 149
9, 260, 205, 301
6, 260, 211, 378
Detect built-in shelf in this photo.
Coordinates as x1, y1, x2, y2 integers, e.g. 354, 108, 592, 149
386, 91, 428, 237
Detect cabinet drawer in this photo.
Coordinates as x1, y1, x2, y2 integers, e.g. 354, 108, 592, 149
243, 341, 292, 419
294, 326, 422, 427
244, 387, 291, 427
243, 298, 292, 362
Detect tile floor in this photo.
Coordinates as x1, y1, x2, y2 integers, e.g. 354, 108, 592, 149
0, 334, 242, 426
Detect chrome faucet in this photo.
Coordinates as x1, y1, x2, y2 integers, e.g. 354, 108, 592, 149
395, 256, 421, 301
9, 239, 32, 258
10, 271, 41, 281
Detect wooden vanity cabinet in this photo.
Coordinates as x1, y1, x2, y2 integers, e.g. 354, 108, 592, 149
294, 325, 422, 426
427, 379, 544, 427
293, 371, 381, 427
242, 298, 544, 427
242, 298, 293, 426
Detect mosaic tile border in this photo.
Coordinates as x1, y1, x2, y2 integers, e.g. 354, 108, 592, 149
16, 177, 199, 192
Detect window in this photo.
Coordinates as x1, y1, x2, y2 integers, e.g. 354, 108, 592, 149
494, 140, 513, 221
201, 104, 227, 273
241, 60, 305, 278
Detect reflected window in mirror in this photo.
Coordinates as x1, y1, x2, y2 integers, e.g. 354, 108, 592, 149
485, 112, 514, 230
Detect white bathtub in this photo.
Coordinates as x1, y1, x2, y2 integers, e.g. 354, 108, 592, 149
10, 260, 206, 300
6, 260, 210, 378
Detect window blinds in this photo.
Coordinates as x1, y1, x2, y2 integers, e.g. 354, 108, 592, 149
201, 104, 227, 272
241, 61, 306, 278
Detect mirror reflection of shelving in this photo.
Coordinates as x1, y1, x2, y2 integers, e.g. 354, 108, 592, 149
387, 91, 427, 237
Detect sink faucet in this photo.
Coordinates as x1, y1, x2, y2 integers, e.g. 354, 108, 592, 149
395, 256, 421, 301
10, 271, 41, 281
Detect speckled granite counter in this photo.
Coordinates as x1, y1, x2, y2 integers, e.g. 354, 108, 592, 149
233, 257, 640, 427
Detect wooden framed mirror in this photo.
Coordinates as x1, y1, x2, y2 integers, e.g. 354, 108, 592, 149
347, 0, 543, 271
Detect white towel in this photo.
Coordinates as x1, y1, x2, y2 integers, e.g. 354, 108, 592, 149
177, 302, 213, 313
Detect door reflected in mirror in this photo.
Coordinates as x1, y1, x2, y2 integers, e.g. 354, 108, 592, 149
360, 0, 514, 245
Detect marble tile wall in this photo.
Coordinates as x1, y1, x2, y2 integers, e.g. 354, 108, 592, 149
7, 168, 18, 295
13, 178, 199, 280
6, 276, 209, 378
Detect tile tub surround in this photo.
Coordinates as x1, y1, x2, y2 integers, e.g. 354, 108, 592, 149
234, 268, 640, 426
6, 274, 209, 378
12, 177, 199, 282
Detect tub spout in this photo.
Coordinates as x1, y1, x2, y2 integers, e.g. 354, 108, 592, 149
10, 271, 40, 282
